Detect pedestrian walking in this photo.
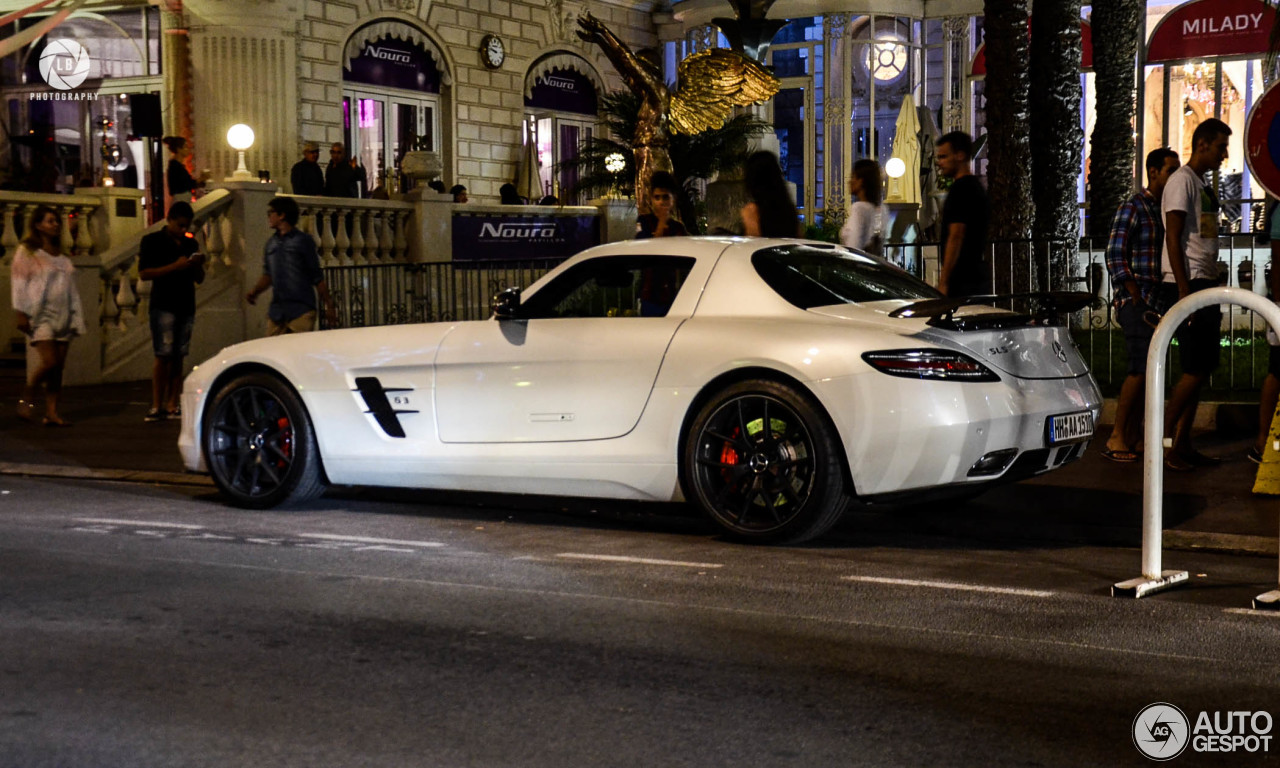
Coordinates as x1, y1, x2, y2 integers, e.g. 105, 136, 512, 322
10, 205, 85, 426
1160, 117, 1232, 472
289, 142, 324, 196
741, 150, 800, 238
1252, 201, 1280, 465
323, 143, 359, 198
138, 201, 205, 422
245, 196, 338, 335
1101, 147, 1181, 463
935, 131, 989, 297
841, 158, 888, 255
635, 171, 686, 239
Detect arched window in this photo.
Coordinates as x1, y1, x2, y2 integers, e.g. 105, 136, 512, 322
341, 21, 451, 195
523, 53, 601, 204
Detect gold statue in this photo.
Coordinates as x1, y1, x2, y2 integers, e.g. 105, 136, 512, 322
576, 12, 779, 214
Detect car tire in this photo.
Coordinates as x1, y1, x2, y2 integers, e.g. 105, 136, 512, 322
683, 379, 850, 544
203, 372, 326, 509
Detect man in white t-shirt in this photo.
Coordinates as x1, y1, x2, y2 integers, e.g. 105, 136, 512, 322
1159, 117, 1231, 472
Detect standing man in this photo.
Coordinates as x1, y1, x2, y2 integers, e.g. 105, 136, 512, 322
1101, 147, 1180, 463
290, 142, 324, 196
935, 131, 990, 297
324, 143, 358, 198
138, 201, 205, 421
1161, 117, 1232, 472
246, 196, 338, 335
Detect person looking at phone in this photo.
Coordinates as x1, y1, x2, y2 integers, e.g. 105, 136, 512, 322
138, 201, 206, 421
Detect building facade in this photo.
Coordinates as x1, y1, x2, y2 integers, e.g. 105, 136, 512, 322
1, 0, 1276, 227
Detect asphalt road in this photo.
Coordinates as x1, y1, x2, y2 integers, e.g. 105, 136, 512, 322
2, 476, 1279, 767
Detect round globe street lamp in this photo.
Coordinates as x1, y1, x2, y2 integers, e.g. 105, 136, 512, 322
885, 156, 906, 180
226, 123, 256, 181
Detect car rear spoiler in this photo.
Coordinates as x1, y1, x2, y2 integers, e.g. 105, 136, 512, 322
888, 291, 1095, 331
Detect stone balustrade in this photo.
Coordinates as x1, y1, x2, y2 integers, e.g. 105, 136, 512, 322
289, 196, 415, 267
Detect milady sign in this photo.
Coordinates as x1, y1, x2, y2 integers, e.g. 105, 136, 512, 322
1147, 0, 1277, 63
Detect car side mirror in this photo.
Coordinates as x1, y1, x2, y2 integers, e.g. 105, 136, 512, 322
492, 287, 523, 320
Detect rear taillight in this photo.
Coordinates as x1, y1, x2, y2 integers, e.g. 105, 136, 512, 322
861, 349, 1000, 382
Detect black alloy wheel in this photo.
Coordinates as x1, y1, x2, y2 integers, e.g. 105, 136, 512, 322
204, 373, 326, 509
684, 379, 850, 544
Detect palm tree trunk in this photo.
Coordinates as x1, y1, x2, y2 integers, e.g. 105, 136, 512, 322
1030, 0, 1083, 291
983, 0, 1034, 294
1086, 0, 1143, 240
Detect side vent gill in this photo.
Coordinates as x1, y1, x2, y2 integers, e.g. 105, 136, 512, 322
353, 377, 418, 438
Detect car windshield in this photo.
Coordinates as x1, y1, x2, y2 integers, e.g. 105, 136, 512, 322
752, 244, 941, 309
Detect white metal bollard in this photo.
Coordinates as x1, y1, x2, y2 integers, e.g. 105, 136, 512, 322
1112, 287, 1280, 601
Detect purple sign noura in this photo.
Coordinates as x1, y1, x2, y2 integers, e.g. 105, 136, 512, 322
344, 38, 441, 94
452, 214, 600, 261
524, 68, 598, 116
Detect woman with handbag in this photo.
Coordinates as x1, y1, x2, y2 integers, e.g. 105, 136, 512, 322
10, 205, 86, 426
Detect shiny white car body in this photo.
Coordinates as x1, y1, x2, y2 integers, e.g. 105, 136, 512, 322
180, 237, 1101, 539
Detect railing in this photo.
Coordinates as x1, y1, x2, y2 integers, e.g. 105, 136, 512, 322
322, 258, 565, 329
289, 196, 415, 267
0, 192, 103, 266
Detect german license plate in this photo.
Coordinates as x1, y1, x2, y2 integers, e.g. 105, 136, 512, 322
1046, 411, 1094, 445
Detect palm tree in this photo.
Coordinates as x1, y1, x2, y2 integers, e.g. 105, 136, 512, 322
1030, 0, 1083, 290
559, 90, 771, 232
1086, 0, 1144, 240
983, 0, 1034, 293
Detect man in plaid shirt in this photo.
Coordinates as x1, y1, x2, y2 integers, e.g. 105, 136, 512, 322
1102, 147, 1180, 462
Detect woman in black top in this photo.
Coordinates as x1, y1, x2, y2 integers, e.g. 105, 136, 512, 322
741, 150, 800, 238
163, 136, 205, 199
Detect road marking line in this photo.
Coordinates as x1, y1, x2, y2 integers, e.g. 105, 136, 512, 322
1224, 608, 1280, 618
842, 575, 1055, 598
74, 517, 205, 530
14, 544, 1265, 668
297, 533, 445, 548
555, 553, 723, 569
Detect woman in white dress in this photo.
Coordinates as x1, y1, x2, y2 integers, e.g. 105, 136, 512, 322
10, 205, 85, 425
840, 159, 887, 255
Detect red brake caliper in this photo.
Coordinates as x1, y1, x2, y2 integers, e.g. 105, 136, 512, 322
719, 427, 740, 481
276, 416, 293, 469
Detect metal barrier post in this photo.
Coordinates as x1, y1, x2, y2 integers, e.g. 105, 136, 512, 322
1113, 287, 1280, 600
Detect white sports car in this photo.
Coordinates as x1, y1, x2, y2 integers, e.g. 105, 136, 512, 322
179, 237, 1101, 543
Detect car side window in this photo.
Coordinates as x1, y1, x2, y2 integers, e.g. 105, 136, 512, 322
520, 256, 695, 319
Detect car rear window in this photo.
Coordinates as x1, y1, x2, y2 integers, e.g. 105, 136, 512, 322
752, 244, 940, 309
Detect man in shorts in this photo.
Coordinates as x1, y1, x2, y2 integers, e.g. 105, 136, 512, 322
138, 201, 205, 421
1161, 118, 1231, 471
1102, 147, 1180, 462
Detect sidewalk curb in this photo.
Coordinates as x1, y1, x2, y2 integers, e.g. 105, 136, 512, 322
0, 462, 214, 488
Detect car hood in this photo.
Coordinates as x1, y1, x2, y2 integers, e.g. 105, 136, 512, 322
808, 301, 1091, 379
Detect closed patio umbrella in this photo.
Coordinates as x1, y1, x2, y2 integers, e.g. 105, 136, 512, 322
885, 98, 921, 206
516, 125, 541, 202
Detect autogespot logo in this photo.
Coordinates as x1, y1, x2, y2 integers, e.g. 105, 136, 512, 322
39, 39, 91, 90
1134, 703, 1190, 761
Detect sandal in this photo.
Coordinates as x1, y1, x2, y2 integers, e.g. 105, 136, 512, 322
16, 399, 36, 422
1248, 446, 1265, 465
1164, 454, 1195, 473
42, 416, 71, 427
1101, 448, 1140, 464
144, 408, 166, 422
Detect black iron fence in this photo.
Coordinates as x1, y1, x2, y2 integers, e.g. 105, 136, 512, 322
322, 258, 565, 329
